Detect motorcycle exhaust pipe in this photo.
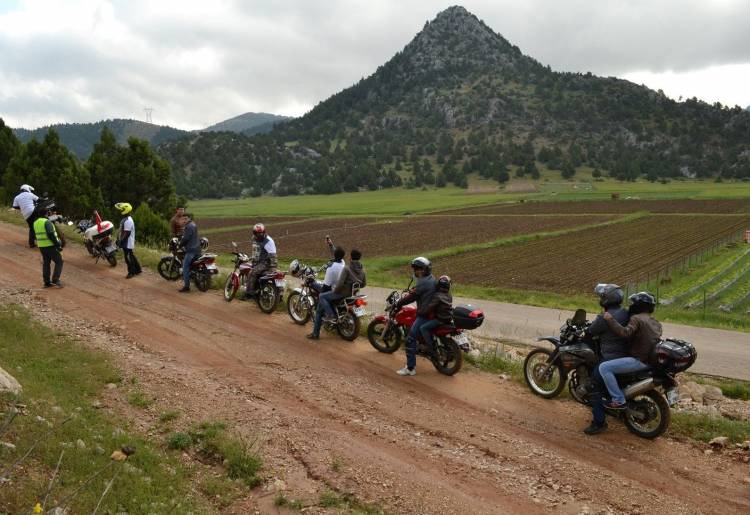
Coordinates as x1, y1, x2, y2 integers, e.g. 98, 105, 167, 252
623, 378, 654, 399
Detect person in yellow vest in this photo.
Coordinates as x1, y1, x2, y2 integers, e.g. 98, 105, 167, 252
34, 205, 65, 288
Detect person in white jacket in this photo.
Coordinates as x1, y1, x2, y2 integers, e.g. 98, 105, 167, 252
12, 184, 39, 248
307, 246, 345, 339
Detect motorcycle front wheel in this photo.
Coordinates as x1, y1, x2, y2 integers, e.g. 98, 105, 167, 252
523, 348, 566, 398
367, 320, 402, 353
431, 337, 463, 376
158, 257, 181, 281
287, 291, 312, 324
623, 390, 670, 439
194, 271, 211, 292
224, 273, 239, 302
106, 254, 117, 267
336, 312, 360, 341
257, 283, 279, 314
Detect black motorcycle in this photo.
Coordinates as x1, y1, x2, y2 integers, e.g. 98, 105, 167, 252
286, 260, 327, 324
523, 309, 696, 439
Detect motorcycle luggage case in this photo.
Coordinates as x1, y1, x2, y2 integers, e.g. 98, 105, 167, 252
654, 338, 697, 373
452, 305, 484, 329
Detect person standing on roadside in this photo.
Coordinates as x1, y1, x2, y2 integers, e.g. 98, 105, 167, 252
170, 205, 185, 237
12, 184, 39, 248
34, 204, 64, 288
115, 202, 142, 279
178, 213, 200, 292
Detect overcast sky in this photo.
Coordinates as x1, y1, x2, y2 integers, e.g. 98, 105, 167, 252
2, 0, 749, 130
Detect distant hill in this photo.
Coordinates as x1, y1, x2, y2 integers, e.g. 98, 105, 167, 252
13, 119, 190, 160
164, 5, 750, 199
202, 112, 292, 135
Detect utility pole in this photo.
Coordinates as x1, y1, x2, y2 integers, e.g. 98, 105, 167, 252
144, 107, 154, 124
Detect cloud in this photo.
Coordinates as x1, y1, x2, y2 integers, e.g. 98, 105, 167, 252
1, 0, 749, 130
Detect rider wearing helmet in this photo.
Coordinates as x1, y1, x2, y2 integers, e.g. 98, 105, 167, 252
600, 292, 663, 409
115, 202, 142, 279
244, 223, 278, 299
33, 202, 64, 287
395, 257, 437, 376
416, 275, 454, 357
12, 184, 39, 248
583, 283, 630, 435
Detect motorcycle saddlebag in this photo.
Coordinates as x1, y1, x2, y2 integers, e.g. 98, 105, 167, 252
654, 338, 697, 374
452, 304, 484, 330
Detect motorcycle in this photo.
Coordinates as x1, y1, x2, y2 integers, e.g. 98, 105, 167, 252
523, 308, 697, 439
286, 259, 328, 324
157, 237, 216, 291
320, 288, 368, 341
367, 289, 484, 376
223, 242, 286, 313
75, 213, 118, 267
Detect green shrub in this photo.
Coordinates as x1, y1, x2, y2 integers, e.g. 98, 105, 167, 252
166, 431, 193, 450
132, 202, 170, 247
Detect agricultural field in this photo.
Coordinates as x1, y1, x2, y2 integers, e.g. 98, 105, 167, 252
433, 215, 750, 294
200, 216, 303, 231
207, 214, 616, 257
446, 199, 750, 215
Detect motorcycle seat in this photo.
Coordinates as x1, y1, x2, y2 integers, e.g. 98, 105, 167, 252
615, 368, 652, 383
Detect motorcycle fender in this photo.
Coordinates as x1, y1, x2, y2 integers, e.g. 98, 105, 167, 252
291, 287, 303, 295
373, 314, 388, 323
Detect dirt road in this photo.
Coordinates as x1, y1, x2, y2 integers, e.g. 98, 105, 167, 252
1, 221, 748, 514
360, 287, 750, 380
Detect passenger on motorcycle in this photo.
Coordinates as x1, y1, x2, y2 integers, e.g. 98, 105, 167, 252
600, 292, 662, 409
178, 213, 200, 292
306, 246, 347, 340
395, 257, 437, 376
244, 223, 278, 299
583, 283, 629, 435
418, 275, 453, 354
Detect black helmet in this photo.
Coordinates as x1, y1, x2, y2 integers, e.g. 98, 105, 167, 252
411, 256, 431, 274
594, 283, 624, 308
629, 291, 656, 314
333, 246, 345, 261
437, 275, 451, 291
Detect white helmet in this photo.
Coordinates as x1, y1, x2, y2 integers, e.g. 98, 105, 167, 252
20, 184, 34, 192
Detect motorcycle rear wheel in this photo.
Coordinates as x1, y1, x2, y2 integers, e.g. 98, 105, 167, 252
106, 254, 117, 267
523, 348, 566, 398
431, 337, 463, 376
337, 312, 360, 341
194, 271, 211, 292
224, 274, 239, 302
287, 291, 311, 324
623, 390, 670, 439
367, 320, 402, 353
257, 284, 279, 314
157, 257, 181, 281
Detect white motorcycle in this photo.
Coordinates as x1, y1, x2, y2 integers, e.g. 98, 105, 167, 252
76, 213, 118, 267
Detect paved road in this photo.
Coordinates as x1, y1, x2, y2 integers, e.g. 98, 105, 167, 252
360, 285, 750, 380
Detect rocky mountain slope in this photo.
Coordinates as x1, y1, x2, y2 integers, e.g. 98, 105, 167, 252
202, 112, 292, 134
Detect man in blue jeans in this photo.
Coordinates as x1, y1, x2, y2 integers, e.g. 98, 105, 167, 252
394, 257, 436, 376
178, 213, 201, 292
307, 246, 346, 340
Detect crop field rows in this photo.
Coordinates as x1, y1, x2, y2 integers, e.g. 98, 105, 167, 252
209, 214, 619, 258
444, 199, 750, 215
199, 216, 304, 231
434, 215, 750, 293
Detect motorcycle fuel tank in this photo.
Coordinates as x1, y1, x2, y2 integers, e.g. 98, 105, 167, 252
559, 343, 597, 368
394, 305, 417, 327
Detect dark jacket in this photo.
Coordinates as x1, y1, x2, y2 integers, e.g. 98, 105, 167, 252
333, 260, 366, 297
398, 274, 437, 311
586, 307, 630, 361
605, 312, 662, 364
418, 290, 453, 323
180, 221, 200, 253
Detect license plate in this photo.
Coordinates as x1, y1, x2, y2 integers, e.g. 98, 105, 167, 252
105, 244, 117, 254
455, 333, 470, 350
353, 307, 366, 317
275, 279, 286, 288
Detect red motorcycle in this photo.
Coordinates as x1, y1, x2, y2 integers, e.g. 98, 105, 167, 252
223, 242, 285, 314
367, 289, 484, 376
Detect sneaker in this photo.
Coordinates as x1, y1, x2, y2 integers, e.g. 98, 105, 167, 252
43, 283, 53, 288
126, 274, 135, 279
178, 286, 191, 293
52, 281, 63, 288
605, 400, 626, 410
396, 367, 416, 376
583, 421, 608, 435
306, 333, 319, 340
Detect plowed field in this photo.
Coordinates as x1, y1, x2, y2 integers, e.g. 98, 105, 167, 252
436, 215, 750, 293
446, 199, 750, 215
200, 216, 303, 230
238, 215, 615, 259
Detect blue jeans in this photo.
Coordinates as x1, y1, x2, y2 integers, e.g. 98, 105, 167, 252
599, 357, 649, 404
589, 366, 606, 425
183, 251, 197, 288
419, 319, 441, 351
405, 316, 429, 370
311, 291, 343, 337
